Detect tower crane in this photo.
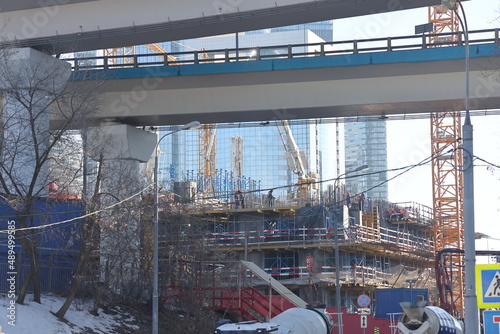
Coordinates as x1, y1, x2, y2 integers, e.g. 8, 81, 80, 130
199, 124, 217, 198
103, 41, 209, 67
276, 120, 319, 202
428, 3, 465, 317
103, 43, 180, 66
105, 43, 214, 201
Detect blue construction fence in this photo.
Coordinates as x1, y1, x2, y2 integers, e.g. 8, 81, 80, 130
0, 196, 84, 294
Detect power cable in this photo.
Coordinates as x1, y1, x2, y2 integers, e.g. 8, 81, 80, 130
474, 156, 500, 169
0, 184, 152, 234
0, 143, 483, 235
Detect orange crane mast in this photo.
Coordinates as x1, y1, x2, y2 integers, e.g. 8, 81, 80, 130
428, 4, 465, 317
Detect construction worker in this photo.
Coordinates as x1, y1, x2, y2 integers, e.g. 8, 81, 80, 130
358, 192, 365, 211
234, 190, 241, 209
389, 207, 396, 219
238, 191, 245, 209
267, 189, 274, 207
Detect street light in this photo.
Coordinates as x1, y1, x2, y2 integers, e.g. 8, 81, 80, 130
440, 1, 478, 332
152, 121, 201, 334
332, 164, 368, 334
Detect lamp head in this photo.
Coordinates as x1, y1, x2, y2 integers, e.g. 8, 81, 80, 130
354, 164, 369, 172
441, 0, 457, 10
181, 121, 202, 130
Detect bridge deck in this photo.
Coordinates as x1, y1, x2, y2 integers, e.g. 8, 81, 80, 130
63, 29, 500, 126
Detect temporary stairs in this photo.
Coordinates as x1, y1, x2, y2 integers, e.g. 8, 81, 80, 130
241, 260, 308, 309
209, 287, 296, 321
205, 261, 307, 321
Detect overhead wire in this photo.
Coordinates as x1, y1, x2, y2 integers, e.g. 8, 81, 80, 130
0, 184, 152, 234
157, 111, 500, 132
173, 144, 460, 223
473, 156, 500, 169
1, 143, 499, 235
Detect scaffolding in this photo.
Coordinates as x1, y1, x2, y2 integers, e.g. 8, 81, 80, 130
185, 169, 261, 206
156, 201, 437, 334
162, 202, 435, 301
199, 124, 217, 198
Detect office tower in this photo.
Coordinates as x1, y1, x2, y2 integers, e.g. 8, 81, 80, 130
344, 119, 388, 201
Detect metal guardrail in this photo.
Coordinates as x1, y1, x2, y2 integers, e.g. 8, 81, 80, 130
162, 224, 434, 255
66, 28, 500, 71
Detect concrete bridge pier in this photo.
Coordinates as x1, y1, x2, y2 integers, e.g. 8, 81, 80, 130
87, 123, 156, 292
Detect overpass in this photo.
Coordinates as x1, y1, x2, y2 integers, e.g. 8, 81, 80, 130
1, 0, 445, 53
67, 29, 500, 126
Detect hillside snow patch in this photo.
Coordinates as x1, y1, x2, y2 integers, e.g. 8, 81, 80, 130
0, 294, 140, 334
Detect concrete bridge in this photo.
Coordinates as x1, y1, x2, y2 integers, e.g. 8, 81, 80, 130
1, 0, 444, 53
66, 29, 500, 126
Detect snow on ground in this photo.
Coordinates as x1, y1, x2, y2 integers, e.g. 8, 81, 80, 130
0, 294, 140, 334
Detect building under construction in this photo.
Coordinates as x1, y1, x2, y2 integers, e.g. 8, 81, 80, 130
151, 98, 448, 331
159, 195, 437, 329
145, 5, 467, 328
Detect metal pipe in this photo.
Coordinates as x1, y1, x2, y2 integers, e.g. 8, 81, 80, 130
441, 1, 478, 331
153, 121, 201, 334
460, 7, 479, 333
332, 164, 368, 334
152, 146, 159, 334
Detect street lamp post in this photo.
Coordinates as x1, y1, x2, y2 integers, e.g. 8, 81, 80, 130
441, 1, 478, 332
152, 121, 201, 334
332, 164, 368, 334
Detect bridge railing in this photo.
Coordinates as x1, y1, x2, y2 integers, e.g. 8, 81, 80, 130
67, 28, 500, 71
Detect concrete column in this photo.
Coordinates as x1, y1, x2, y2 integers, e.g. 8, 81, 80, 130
0, 48, 70, 197
87, 124, 156, 292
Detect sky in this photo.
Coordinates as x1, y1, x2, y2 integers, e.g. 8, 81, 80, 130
334, 0, 500, 261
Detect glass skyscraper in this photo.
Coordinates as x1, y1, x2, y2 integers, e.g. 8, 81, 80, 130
159, 117, 339, 204
344, 119, 388, 201
267, 20, 334, 42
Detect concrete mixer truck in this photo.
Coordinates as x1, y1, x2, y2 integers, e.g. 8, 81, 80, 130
214, 307, 333, 334
397, 301, 464, 334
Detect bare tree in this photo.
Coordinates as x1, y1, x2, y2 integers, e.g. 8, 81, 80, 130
54, 153, 104, 318
54, 122, 155, 318
158, 206, 234, 333
0, 47, 101, 304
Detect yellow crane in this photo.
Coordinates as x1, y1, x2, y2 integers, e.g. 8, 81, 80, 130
104, 43, 214, 200
103, 43, 180, 66
276, 120, 319, 203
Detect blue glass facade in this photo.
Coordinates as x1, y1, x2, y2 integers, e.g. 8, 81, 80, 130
158, 117, 341, 203
344, 119, 388, 201
155, 21, 348, 203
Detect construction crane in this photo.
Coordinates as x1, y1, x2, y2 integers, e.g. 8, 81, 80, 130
105, 43, 214, 201
103, 43, 180, 66
430, 112, 464, 317
276, 120, 319, 202
231, 136, 244, 188
199, 124, 217, 198
428, 4, 465, 317
103, 41, 211, 67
